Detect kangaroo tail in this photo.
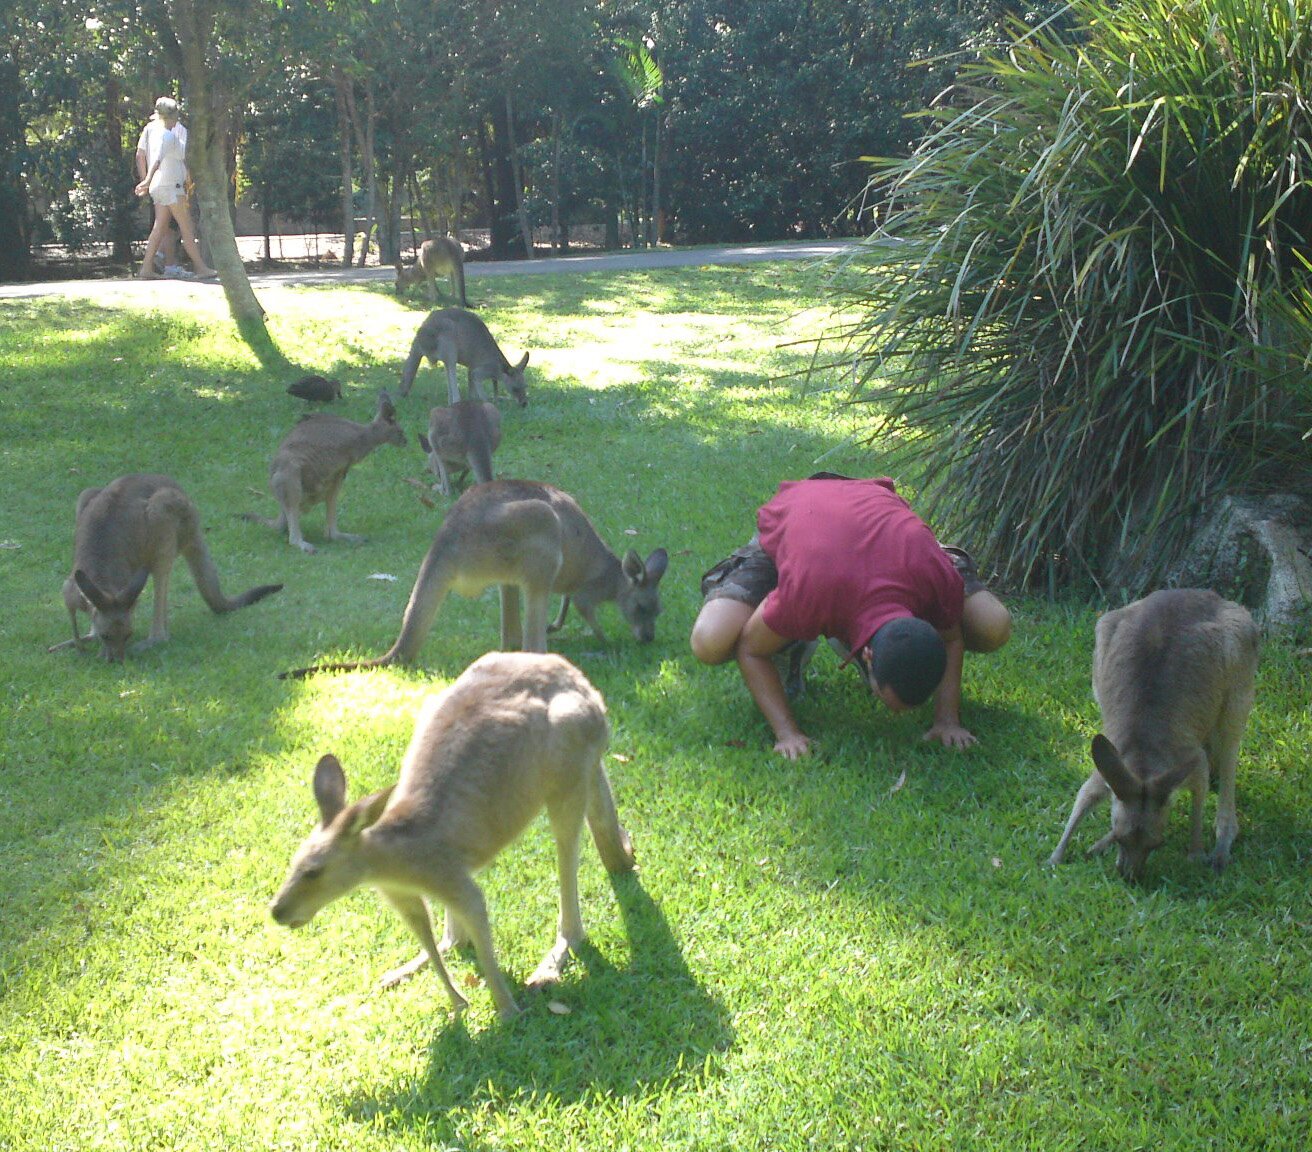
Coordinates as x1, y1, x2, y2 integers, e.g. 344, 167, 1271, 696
183, 528, 283, 615
587, 762, 636, 874
278, 653, 396, 680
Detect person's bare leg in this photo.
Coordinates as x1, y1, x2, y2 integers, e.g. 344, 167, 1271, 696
961, 590, 1011, 654
690, 598, 754, 665
138, 204, 170, 279
168, 200, 215, 277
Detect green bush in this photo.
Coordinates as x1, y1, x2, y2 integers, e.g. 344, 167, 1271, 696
838, 0, 1312, 593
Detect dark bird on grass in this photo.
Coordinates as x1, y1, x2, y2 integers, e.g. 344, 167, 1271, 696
287, 374, 343, 403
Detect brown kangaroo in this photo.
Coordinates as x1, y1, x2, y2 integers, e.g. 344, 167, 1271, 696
280, 480, 669, 678
395, 236, 469, 308
53, 473, 283, 662
270, 651, 636, 1021
417, 401, 501, 497
399, 308, 529, 408
1048, 588, 1259, 881
245, 391, 406, 553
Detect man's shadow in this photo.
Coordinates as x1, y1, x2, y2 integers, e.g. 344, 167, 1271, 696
347, 873, 733, 1135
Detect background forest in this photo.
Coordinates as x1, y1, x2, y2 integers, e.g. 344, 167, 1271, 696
0, 0, 1040, 278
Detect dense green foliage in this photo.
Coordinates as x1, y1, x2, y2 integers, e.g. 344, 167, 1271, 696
1, 265, 1310, 1150
837, 0, 1312, 593
2, 0, 1020, 268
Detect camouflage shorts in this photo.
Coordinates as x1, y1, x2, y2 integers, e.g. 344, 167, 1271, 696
699, 534, 778, 606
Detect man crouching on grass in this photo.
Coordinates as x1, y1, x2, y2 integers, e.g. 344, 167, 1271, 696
689, 474, 1012, 759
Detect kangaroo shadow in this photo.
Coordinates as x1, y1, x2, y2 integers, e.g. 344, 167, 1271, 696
346, 873, 733, 1135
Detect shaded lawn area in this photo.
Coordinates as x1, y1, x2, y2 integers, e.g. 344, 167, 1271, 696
0, 264, 1309, 1151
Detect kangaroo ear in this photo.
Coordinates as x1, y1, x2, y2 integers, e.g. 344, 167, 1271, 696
1153, 748, 1206, 801
121, 567, 150, 608
645, 547, 669, 583
1090, 734, 1142, 802
622, 549, 646, 585
515, 352, 529, 371
313, 754, 348, 826
418, 432, 432, 454
73, 568, 113, 612
378, 390, 396, 420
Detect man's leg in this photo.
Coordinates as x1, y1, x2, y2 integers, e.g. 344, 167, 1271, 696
690, 598, 755, 666
941, 546, 1011, 654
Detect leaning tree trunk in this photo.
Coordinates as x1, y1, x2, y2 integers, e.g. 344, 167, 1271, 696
162, 0, 267, 337
332, 69, 355, 268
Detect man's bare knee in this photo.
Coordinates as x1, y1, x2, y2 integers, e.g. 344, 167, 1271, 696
690, 600, 753, 665
962, 592, 1011, 654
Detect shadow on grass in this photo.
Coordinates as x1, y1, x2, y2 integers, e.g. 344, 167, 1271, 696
346, 873, 732, 1139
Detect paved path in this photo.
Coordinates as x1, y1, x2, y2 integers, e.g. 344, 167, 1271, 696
0, 240, 855, 300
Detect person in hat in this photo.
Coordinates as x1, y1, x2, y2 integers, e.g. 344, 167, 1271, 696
690, 474, 1011, 759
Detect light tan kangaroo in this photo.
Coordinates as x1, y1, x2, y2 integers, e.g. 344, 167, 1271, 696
52, 473, 283, 662
395, 236, 469, 308
417, 400, 501, 497
245, 391, 406, 553
1048, 588, 1259, 881
280, 480, 668, 679
270, 651, 636, 1021
399, 308, 529, 408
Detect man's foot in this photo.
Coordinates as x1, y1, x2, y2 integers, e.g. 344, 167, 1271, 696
942, 545, 987, 596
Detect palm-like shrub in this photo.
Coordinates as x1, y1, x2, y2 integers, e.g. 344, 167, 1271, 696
841, 0, 1312, 593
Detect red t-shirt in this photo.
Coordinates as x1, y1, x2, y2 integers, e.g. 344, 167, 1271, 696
757, 477, 964, 653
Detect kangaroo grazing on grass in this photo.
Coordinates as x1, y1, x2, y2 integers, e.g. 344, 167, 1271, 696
399, 308, 529, 408
1048, 588, 1259, 881
270, 651, 636, 1021
280, 480, 669, 679
52, 473, 283, 662
395, 236, 469, 308
245, 391, 406, 553
418, 401, 501, 497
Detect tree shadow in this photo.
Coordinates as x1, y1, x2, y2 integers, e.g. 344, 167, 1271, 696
346, 873, 732, 1139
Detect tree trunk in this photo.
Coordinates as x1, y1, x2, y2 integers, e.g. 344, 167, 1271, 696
345, 80, 379, 266
0, 51, 32, 277
105, 76, 134, 264
161, 0, 268, 343
486, 99, 518, 258
550, 110, 562, 254
505, 93, 533, 259
332, 69, 354, 268
652, 111, 663, 246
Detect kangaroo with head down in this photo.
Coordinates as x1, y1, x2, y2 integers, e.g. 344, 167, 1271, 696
395, 236, 469, 308
417, 400, 501, 497
399, 308, 528, 408
245, 390, 406, 553
52, 473, 283, 662
1048, 588, 1259, 881
280, 479, 668, 679
270, 651, 636, 1021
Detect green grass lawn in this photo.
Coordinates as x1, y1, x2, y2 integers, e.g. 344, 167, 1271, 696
1, 264, 1309, 1151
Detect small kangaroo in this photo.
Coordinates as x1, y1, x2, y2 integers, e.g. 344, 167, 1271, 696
399, 308, 529, 408
246, 391, 406, 553
281, 480, 669, 678
1048, 588, 1259, 881
417, 401, 501, 497
52, 473, 283, 662
270, 651, 636, 1021
395, 237, 469, 308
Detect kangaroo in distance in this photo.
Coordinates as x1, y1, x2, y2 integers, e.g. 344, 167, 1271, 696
395, 236, 469, 308
245, 391, 406, 553
400, 308, 529, 408
1048, 588, 1259, 881
418, 401, 501, 497
280, 480, 669, 679
52, 473, 283, 662
270, 651, 636, 1021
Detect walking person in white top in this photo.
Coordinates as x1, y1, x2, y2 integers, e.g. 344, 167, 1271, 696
134, 97, 216, 280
